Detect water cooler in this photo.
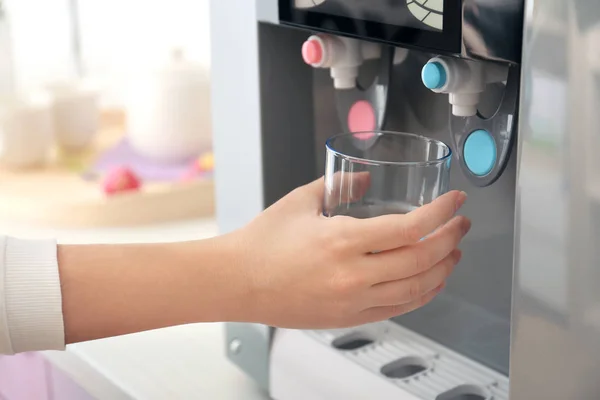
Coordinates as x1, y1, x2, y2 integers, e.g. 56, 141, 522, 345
210, 1, 600, 398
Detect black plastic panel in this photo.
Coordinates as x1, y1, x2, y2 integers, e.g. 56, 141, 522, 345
279, 0, 462, 55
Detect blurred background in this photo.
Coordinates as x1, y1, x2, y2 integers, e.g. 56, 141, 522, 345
6, 0, 211, 104
0, 3, 232, 398
0, 0, 216, 234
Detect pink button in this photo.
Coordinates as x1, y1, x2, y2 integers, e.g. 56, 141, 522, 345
302, 39, 323, 65
348, 100, 376, 140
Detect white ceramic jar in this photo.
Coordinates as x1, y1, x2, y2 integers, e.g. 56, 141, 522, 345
0, 93, 54, 168
45, 81, 100, 152
125, 49, 212, 163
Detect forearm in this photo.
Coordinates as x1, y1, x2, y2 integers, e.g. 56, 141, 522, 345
59, 234, 250, 344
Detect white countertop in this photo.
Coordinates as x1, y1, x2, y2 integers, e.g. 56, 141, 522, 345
2, 218, 271, 400
44, 323, 269, 400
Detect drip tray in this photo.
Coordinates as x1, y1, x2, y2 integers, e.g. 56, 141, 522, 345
307, 321, 508, 400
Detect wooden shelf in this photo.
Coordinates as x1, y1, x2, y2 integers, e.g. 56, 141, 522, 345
0, 111, 215, 228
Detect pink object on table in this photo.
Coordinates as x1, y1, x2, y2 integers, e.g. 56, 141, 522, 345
180, 152, 215, 182
102, 166, 142, 195
180, 161, 204, 182
91, 138, 200, 182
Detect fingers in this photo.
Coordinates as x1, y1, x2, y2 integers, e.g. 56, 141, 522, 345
323, 171, 371, 215
354, 283, 443, 325
298, 172, 371, 213
300, 176, 327, 209
366, 249, 461, 307
351, 190, 467, 253
365, 215, 470, 283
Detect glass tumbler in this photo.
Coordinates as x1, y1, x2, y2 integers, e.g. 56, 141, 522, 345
323, 131, 452, 218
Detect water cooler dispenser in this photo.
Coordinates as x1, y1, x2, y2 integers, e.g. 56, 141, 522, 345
210, 1, 600, 398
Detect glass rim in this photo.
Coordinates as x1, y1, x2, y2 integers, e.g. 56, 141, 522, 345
325, 130, 453, 167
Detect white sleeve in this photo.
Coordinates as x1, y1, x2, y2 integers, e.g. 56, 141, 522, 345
0, 235, 65, 355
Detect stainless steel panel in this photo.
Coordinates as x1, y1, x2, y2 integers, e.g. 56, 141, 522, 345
257, 0, 278, 23
210, 0, 265, 234
463, 0, 524, 63
510, 0, 600, 398
210, 0, 271, 389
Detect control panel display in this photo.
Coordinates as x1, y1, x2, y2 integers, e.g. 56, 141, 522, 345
280, 0, 461, 54
296, 0, 444, 32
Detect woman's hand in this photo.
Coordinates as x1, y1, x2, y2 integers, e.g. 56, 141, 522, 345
58, 177, 469, 345
232, 177, 470, 329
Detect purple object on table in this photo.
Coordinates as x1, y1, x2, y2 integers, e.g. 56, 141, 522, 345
90, 138, 199, 182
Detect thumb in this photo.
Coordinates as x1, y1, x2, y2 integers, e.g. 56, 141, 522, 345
296, 172, 371, 213
304, 176, 326, 209
286, 177, 325, 212
305, 176, 326, 196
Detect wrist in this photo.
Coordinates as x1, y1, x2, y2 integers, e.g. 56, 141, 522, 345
183, 232, 259, 324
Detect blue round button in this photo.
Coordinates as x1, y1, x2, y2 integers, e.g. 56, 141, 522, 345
463, 129, 497, 176
421, 62, 447, 90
